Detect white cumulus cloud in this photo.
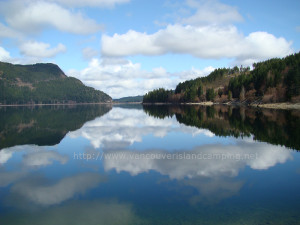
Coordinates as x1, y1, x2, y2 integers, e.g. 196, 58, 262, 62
101, 24, 293, 65
0, 22, 22, 39
20, 41, 66, 58
0, 46, 11, 61
2, 1, 102, 34
68, 57, 213, 98
49, 0, 130, 8
182, 0, 244, 25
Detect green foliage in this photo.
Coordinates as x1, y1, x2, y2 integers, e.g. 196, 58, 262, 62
229, 52, 300, 100
175, 68, 229, 94
197, 84, 203, 97
0, 62, 112, 104
228, 73, 252, 98
233, 66, 239, 73
114, 95, 143, 102
143, 88, 173, 103
206, 88, 216, 101
285, 67, 300, 100
184, 85, 197, 102
0, 62, 66, 83
172, 68, 232, 103
144, 52, 300, 104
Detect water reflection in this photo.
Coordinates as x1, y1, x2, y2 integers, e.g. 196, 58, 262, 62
0, 170, 26, 188
69, 107, 215, 150
9, 173, 104, 206
102, 141, 292, 204
103, 141, 292, 178
143, 104, 300, 150
67, 105, 295, 206
0, 104, 111, 150
22, 150, 68, 167
0, 105, 299, 224
0, 145, 68, 166
2, 200, 139, 225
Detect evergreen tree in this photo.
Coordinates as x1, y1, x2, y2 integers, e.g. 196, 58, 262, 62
206, 88, 216, 101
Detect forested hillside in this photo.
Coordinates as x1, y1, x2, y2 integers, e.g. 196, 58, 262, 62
143, 52, 300, 104
0, 62, 112, 104
113, 95, 143, 103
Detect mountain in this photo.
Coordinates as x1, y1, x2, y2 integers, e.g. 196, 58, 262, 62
113, 95, 143, 103
0, 62, 112, 105
143, 52, 300, 104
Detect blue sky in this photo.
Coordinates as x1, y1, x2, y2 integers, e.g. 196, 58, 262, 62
0, 0, 299, 98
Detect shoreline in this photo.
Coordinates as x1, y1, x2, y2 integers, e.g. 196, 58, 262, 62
182, 102, 214, 106
1, 101, 300, 110
250, 103, 300, 110
142, 101, 214, 106
0, 102, 113, 107
142, 101, 300, 110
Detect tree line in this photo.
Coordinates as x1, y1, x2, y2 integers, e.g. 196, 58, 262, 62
143, 52, 300, 103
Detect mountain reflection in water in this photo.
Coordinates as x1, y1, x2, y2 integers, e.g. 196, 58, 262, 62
0, 105, 299, 225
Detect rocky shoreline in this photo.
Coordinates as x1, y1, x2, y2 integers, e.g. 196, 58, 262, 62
143, 101, 300, 110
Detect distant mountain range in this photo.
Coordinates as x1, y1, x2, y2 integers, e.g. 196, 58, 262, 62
113, 95, 143, 103
0, 61, 112, 105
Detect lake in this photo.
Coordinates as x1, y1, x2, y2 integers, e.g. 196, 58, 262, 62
0, 104, 300, 225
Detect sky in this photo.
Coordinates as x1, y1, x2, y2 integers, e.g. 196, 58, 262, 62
0, 0, 299, 98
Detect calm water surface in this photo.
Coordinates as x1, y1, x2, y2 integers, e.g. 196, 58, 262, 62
0, 104, 300, 225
